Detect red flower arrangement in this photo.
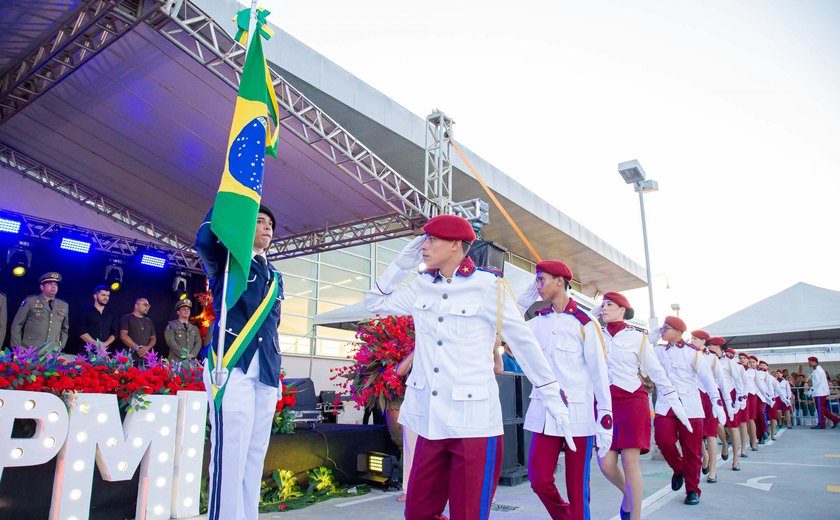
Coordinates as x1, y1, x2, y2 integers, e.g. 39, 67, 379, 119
329, 315, 414, 412
0, 344, 204, 411
272, 373, 298, 434
190, 290, 216, 345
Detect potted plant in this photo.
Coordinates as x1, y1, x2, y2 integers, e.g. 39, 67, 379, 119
330, 315, 414, 444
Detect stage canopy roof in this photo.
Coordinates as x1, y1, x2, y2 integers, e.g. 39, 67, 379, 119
703, 282, 840, 349
0, 0, 645, 294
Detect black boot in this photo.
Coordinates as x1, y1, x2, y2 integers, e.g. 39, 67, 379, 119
684, 491, 700, 505
671, 473, 684, 491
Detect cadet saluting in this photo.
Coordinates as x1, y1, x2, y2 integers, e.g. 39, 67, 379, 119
10, 272, 69, 353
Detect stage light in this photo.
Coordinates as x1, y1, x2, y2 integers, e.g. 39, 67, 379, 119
172, 272, 189, 301
105, 263, 124, 291
140, 253, 167, 269
59, 237, 91, 254
0, 216, 21, 234
7, 244, 32, 277
356, 451, 398, 487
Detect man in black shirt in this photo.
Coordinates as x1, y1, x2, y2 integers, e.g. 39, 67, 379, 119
78, 285, 117, 351
120, 297, 156, 362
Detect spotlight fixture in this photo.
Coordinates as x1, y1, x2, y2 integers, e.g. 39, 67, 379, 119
59, 236, 92, 254
105, 262, 124, 291
140, 252, 167, 269
6, 243, 32, 277
356, 451, 398, 487
0, 216, 21, 234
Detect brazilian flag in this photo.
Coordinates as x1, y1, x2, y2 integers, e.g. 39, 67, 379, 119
210, 17, 280, 311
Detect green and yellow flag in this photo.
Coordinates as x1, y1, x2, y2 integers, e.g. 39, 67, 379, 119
210, 11, 280, 311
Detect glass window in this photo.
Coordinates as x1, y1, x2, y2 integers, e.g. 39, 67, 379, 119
279, 334, 311, 355
319, 265, 370, 291
320, 250, 370, 274
283, 276, 316, 297
509, 254, 535, 273
281, 296, 315, 317
273, 256, 317, 279
318, 284, 365, 306
278, 315, 312, 336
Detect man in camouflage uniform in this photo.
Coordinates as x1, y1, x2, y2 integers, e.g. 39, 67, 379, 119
10, 272, 69, 353
164, 299, 202, 362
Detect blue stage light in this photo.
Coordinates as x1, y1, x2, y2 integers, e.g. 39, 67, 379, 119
140, 253, 167, 269
0, 217, 21, 234
60, 237, 91, 254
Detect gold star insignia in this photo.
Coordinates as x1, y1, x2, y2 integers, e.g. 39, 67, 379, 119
461, 266, 470, 273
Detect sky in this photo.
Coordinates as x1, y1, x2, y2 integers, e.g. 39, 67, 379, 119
242, 0, 840, 331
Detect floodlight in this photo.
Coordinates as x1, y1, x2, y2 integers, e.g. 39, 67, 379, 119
618, 159, 646, 184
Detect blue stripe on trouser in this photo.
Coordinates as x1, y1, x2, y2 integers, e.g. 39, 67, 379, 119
479, 437, 497, 520
210, 403, 223, 520
816, 397, 824, 426
583, 436, 593, 520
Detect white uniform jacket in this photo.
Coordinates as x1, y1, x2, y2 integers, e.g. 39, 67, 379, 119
365, 257, 560, 440
778, 377, 793, 403
766, 374, 787, 402
810, 365, 830, 397
520, 299, 612, 437
603, 324, 678, 396
743, 365, 758, 395
755, 369, 774, 404
721, 354, 746, 406
654, 340, 720, 419
705, 352, 734, 414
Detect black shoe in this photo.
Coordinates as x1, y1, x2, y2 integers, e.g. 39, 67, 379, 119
702, 464, 710, 475
671, 473, 684, 491
707, 476, 718, 483
740, 452, 748, 458
758, 438, 766, 445
810, 425, 824, 430
722, 452, 729, 461
684, 491, 700, 505
751, 447, 758, 451
619, 507, 631, 520
732, 466, 741, 471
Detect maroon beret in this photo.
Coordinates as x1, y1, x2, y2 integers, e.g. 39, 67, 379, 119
737, 351, 748, 357
423, 214, 476, 243
691, 330, 711, 341
759, 360, 768, 366
709, 337, 726, 346
602, 292, 634, 320
808, 356, 819, 362
725, 347, 736, 355
536, 260, 573, 280
664, 315, 686, 332
748, 355, 758, 361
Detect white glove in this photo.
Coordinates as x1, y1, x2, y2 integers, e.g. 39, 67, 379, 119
712, 399, 727, 425
595, 409, 613, 458
737, 393, 747, 411
664, 392, 693, 432
539, 382, 577, 452
590, 303, 603, 321
784, 398, 792, 407
394, 235, 425, 270
648, 326, 662, 346
516, 278, 540, 309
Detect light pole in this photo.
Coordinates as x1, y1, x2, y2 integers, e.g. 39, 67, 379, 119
618, 159, 659, 333
671, 303, 681, 317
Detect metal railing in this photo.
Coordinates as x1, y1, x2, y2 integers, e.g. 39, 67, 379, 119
789, 385, 840, 427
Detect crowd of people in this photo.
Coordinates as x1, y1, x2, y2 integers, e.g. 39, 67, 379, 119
365, 213, 837, 520
0, 271, 204, 363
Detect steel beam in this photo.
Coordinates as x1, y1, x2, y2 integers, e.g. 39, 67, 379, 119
0, 0, 149, 124
0, 143, 197, 255
147, 0, 433, 223
3, 210, 204, 273
424, 110, 454, 213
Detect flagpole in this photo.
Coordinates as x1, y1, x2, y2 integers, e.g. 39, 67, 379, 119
213, 0, 260, 388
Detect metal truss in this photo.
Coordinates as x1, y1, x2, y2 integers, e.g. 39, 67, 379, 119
147, 0, 434, 226
265, 213, 417, 260
451, 198, 489, 226
0, 143, 198, 256
3, 210, 204, 273
0, 0, 150, 124
424, 110, 455, 213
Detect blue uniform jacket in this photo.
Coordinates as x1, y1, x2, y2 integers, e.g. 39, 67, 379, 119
195, 210, 284, 387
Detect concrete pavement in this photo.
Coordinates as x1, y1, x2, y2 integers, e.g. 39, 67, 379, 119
186, 425, 840, 519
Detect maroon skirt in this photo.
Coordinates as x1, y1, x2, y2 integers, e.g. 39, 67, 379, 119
724, 389, 740, 428
700, 391, 718, 437
609, 385, 652, 454
771, 397, 782, 415
746, 393, 758, 421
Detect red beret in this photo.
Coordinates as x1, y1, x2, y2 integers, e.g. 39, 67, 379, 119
691, 330, 711, 341
748, 355, 758, 361
808, 356, 819, 362
664, 315, 686, 332
423, 214, 476, 243
759, 360, 768, 366
536, 260, 573, 280
710, 337, 726, 346
725, 347, 736, 355
603, 292, 634, 320
737, 351, 748, 357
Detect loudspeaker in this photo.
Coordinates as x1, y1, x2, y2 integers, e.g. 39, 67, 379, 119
284, 378, 317, 410
498, 374, 518, 420
467, 240, 507, 274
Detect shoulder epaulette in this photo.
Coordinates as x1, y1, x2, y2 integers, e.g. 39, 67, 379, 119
569, 308, 591, 326
476, 266, 502, 277
686, 343, 701, 351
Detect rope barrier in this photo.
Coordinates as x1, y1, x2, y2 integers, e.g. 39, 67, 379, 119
450, 141, 542, 262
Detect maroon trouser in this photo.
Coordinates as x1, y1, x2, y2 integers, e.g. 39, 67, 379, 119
405, 435, 503, 520
654, 413, 704, 495
755, 401, 767, 439
814, 396, 840, 428
527, 433, 594, 520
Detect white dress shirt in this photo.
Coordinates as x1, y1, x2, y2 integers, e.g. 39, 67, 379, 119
603, 325, 677, 396
654, 340, 721, 419
810, 365, 830, 397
